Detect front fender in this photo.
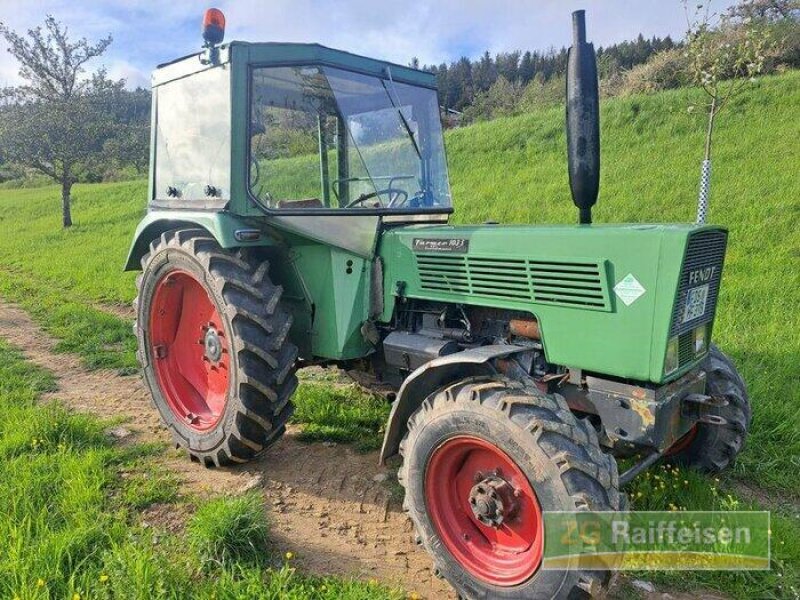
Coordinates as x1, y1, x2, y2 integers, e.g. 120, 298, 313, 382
379, 344, 528, 464
124, 211, 278, 271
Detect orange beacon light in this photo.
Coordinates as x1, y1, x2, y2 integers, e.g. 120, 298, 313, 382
202, 8, 226, 46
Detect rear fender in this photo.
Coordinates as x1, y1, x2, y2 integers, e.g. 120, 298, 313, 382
124, 211, 279, 271
379, 344, 529, 464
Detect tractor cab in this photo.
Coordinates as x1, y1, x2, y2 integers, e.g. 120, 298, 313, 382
146, 40, 452, 217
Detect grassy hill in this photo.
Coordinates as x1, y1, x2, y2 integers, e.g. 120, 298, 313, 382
0, 70, 798, 598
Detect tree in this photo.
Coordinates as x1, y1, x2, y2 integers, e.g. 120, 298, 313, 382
473, 51, 498, 92
0, 16, 120, 227
683, 0, 773, 223
463, 76, 522, 122
728, 0, 800, 21
728, 0, 800, 67
104, 87, 151, 175
495, 51, 521, 83
519, 51, 535, 84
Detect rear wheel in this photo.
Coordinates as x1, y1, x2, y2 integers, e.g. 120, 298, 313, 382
134, 229, 298, 467
399, 377, 621, 599
666, 345, 750, 472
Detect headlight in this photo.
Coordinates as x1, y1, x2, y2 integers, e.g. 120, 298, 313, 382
665, 335, 680, 375
693, 324, 708, 356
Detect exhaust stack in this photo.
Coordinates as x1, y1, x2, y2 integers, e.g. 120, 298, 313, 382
566, 10, 600, 225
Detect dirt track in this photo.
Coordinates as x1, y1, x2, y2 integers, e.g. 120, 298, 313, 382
0, 300, 733, 600
0, 301, 454, 598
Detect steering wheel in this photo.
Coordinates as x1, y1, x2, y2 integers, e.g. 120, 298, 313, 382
345, 188, 408, 208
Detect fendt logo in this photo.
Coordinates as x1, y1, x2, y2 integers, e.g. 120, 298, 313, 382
688, 266, 717, 285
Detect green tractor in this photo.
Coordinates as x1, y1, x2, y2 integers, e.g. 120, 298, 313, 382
127, 8, 750, 598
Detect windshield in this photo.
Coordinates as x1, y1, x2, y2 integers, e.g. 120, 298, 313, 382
249, 65, 451, 211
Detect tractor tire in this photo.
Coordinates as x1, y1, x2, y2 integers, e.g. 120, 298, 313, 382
398, 376, 621, 600
134, 228, 298, 467
666, 345, 750, 473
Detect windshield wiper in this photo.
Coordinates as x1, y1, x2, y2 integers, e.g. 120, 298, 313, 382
381, 72, 422, 160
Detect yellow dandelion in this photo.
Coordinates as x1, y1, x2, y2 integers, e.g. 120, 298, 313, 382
37, 579, 45, 588
285, 551, 294, 560
99, 574, 109, 583
73, 594, 81, 600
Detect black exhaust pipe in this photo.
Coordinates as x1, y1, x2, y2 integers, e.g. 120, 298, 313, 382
566, 10, 600, 225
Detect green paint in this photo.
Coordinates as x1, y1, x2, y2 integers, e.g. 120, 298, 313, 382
275, 240, 373, 360
124, 210, 278, 270
129, 41, 729, 381
379, 223, 721, 384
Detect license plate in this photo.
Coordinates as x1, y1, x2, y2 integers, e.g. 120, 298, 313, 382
683, 284, 709, 323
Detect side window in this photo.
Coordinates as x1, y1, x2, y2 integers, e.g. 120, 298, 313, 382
154, 66, 231, 202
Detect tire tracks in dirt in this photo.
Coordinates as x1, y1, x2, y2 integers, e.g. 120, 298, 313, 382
0, 300, 454, 599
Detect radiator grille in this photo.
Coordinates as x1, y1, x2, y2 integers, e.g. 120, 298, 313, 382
678, 330, 695, 367
415, 254, 610, 311
670, 229, 728, 338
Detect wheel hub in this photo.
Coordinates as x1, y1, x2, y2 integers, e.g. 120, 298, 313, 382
202, 325, 223, 364
424, 436, 543, 586
149, 270, 230, 431
468, 474, 518, 527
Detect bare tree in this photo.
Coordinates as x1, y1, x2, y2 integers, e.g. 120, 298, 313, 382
0, 16, 120, 227
683, 1, 772, 223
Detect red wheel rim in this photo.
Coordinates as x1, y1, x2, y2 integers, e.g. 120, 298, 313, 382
149, 270, 229, 431
665, 425, 699, 456
424, 436, 543, 586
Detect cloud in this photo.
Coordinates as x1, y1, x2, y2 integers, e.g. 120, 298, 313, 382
0, 0, 720, 90
220, 0, 695, 67
107, 59, 150, 89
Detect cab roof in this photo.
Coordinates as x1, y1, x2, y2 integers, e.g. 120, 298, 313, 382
152, 41, 437, 89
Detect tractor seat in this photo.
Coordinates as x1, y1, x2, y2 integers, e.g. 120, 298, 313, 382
276, 198, 323, 209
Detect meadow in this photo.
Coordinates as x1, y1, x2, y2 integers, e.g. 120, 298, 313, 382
0, 338, 403, 599
0, 70, 798, 598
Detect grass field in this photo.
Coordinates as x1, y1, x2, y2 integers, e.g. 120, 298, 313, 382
0, 338, 402, 600
0, 70, 798, 598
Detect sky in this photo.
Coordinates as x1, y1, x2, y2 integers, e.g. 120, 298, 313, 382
0, 0, 727, 89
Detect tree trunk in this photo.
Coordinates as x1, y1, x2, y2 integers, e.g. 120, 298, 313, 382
61, 178, 73, 228
704, 95, 717, 161
697, 96, 718, 224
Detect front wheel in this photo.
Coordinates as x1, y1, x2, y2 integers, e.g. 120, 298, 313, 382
666, 345, 750, 472
134, 229, 298, 467
398, 377, 621, 599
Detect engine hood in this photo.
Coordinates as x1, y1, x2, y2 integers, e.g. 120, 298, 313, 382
378, 223, 727, 383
